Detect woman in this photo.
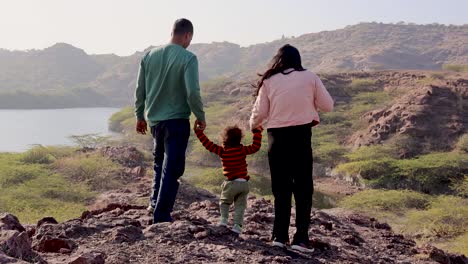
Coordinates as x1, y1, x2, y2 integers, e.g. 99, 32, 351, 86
250, 44, 333, 253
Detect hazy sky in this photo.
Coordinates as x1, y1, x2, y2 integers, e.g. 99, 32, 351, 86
1, 0, 467, 55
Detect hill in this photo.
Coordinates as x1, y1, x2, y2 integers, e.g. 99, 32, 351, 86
1, 22, 467, 108
1, 175, 466, 264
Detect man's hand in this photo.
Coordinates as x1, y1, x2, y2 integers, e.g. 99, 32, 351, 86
194, 120, 206, 131
136, 120, 148, 135
252, 126, 264, 133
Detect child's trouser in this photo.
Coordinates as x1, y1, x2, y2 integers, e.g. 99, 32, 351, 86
219, 180, 250, 226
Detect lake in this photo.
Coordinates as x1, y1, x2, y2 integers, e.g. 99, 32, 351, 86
0, 108, 120, 152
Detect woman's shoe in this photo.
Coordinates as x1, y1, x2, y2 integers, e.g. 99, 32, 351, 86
291, 242, 315, 253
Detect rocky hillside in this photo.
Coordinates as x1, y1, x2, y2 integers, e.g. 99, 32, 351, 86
1, 23, 467, 108
1, 174, 467, 264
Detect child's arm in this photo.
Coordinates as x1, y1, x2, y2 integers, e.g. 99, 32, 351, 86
194, 128, 223, 156
243, 127, 263, 155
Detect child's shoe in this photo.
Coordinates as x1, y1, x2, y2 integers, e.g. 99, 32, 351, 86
218, 217, 228, 227
272, 240, 287, 249
231, 224, 242, 234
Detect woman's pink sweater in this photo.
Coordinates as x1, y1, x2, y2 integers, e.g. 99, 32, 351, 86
250, 70, 334, 130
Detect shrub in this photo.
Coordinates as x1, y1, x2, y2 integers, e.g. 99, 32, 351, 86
346, 145, 399, 161
313, 142, 348, 166
442, 64, 468, 72
69, 134, 111, 149
405, 196, 468, 239
54, 153, 123, 191
336, 152, 467, 194
348, 78, 377, 93
339, 189, 431, 214
456, 134, 468, 153
186, 167, 224, 193
21, 145, 56, 164
109, 106, 133, 132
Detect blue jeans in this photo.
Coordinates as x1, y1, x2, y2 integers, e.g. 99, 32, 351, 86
150, 119, 190, 223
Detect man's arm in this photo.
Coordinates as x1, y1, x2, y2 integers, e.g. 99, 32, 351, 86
184, 56, 206, 125
243, 128, 263, 155
135, 58, 147, 134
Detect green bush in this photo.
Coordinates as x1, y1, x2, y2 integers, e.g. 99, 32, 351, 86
452, 176, 468, 198
109, 106, 133, 132
348, 78, 377, 93
442, 64, 468, 72
339, 189, 431, 214
405, 196, 468, 239
336, 152, 466, 194
21, 145, 56, 164
346, 145, 399, 161
456, 134, 468, 153
54, 153, 123, 191
0, 153, 94, 224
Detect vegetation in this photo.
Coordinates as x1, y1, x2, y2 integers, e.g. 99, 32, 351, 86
336, 151, 467, 195
442, 64, 468, 72
340, 190, 468, 255
69, 133, 112, 149
0, 145, 127, 223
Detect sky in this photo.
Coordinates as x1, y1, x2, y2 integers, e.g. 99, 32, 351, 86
0, 0, 467, 56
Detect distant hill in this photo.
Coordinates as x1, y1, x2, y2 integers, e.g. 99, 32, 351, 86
0, 22, 467, 108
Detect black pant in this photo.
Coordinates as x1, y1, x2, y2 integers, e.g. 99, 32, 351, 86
150, 119, 190, 223
268, 123, 313, 244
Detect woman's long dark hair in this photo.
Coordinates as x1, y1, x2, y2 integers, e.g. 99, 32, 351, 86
255, 44, 306, 96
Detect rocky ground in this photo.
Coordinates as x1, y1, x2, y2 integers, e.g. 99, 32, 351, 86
1, 175, 467, 264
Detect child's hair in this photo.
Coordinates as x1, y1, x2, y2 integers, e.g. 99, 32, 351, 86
222, 125, 244, 147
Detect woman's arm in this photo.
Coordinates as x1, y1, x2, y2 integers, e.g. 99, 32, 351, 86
243, 129, 263, 155
314, 77, 334, 112
194, 129, 223, 156
249, 83, 270, 130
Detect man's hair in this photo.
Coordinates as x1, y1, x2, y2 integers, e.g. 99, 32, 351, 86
172, 18, 194, 35
222, 126, 243, 147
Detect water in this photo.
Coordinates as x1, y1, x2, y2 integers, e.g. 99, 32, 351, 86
0, 108, 119, 152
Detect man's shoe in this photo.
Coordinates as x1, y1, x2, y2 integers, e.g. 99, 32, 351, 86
291, 242, 315, 253
218, 217, 228, 227
231, 224, 242, 234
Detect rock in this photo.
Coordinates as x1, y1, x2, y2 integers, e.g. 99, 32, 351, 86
37, 217, 58, 228
343, 234, 364, 246
0, 230, 36, 261
0, 214, 25, 232
33, 237, 77, 253
0, 251, 29, 263
429, 247, 450, 264
69, 251, 106, 264
111, 226, 144, 243
33, 224, 77, 253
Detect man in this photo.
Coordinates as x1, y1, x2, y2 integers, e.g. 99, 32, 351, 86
135, 18, 206, 223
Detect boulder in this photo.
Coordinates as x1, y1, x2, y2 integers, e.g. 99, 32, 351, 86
0, 230, 42, 262
69, 251, 106, 264
33, 224, 77, 253
111, 226, 144, 243
0, 214, 25, 232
